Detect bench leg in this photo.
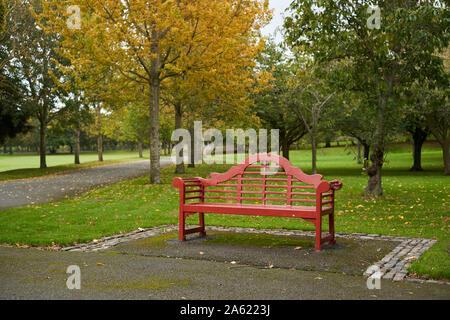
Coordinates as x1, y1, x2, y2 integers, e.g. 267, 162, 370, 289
198, 213, 206, 237
178, 210, 186, 242
328, 213, 336, 245
315, 217, 322, 252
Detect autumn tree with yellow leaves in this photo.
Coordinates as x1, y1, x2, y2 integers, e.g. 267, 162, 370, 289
41, 0, 271, 183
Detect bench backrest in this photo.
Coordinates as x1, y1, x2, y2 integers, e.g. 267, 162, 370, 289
184, 154, 332, 207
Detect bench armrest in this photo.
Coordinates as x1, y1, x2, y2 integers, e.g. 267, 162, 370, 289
172, 177, 204, 190
330, 180, 343, 191
173, 178, 206, 205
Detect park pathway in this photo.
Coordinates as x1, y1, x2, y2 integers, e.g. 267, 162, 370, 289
0, 158, 173, 209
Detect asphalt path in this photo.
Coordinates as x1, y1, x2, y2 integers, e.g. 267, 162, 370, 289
0, 158, 173, 209
0, 246, 448, 300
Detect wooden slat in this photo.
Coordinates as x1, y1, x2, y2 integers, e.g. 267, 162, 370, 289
247, 165, 281, 169
206, 189, 237, 193
231, 177, 289, 182
291, 192, 316, 196
240, 184, 288, 189
237, 174, 242, 204
240, 197, 264, 201
261, 197, 285, 202
265, 191, 288, 195
242, 171, 286, 175
241, 190, 263, 194
291, 198, 316, 203
287, 175, 292, 205
291, 185, 315, 189
185, 196, 202, 200
185, 189, 202, 194
204, 196, 237, 200
215, 184, 238, 187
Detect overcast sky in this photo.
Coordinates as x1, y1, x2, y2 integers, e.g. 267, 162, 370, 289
260, 0, 293, 42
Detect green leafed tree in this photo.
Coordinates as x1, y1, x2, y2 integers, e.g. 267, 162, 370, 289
252, 39, 307, 161
285, 0, 449, 195
7, 0, 66, 168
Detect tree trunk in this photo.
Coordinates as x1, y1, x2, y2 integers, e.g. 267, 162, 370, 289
188, 124, 195, 168
325, 139, 331, 148
97, 134, 103, 161
96, 107, 103, 162
443, 143, 450, 176
149, 80, 161, 183
74, 126, 80, 165
365, 107, 385, 196
39, 107, 47, 169
281, 139, 290, 160
311, 133, 317, 174
138, 139, 143, 158
357, 140, 362, 164
427, 117, 449, 176
410, 127, 428, 171
174, 102, 185, 174
147, 36, 162, 184
363, 143, 370, 170
365, 149, 383, 196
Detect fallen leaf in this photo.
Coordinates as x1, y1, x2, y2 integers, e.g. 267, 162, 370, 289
97, 262, 104, 266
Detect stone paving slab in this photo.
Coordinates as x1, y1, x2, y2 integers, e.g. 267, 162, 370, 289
105, 230, 397, 277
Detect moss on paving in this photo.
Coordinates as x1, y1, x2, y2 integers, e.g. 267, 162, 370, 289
203, 231, 315, 249
109, 231, 397, 276
84, 277, 190, 291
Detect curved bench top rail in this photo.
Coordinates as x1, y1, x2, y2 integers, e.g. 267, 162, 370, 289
199, 153, 326, 189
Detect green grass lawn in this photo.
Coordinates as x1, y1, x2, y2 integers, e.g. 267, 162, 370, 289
0, 143, 448, 280
0, 150, 150, 181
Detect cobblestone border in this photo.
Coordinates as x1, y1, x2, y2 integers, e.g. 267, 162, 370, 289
61, 225, 178, 252
54, 225, 446, 285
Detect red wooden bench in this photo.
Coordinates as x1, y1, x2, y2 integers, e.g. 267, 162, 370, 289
172, 153, 343, 251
